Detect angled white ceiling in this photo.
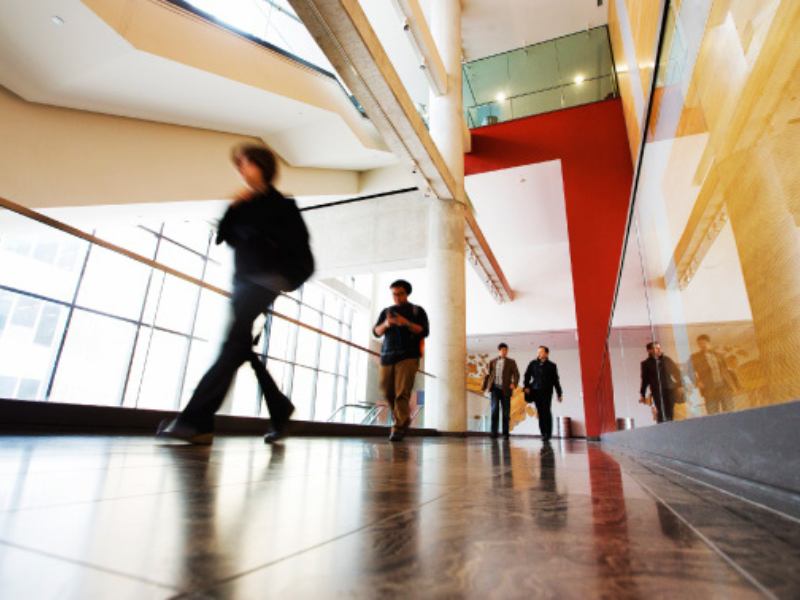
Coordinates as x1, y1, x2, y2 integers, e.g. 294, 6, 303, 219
0, 0, 396, 170
462, 0, 609, 61
465, 161, 578, 334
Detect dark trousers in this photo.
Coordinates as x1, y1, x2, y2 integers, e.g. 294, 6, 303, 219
490, 385, 511, 436
653, 390, 676, 423
181, 278, 290, 432
531, 390, 553, 440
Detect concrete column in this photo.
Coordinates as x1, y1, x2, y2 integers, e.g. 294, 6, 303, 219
426, 0, 466, 432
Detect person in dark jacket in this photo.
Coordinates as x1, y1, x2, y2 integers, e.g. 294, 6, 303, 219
639, 341, 683, 423
157, 144, 313, 444
523, 346, 563, 441
373, 279, 429, 442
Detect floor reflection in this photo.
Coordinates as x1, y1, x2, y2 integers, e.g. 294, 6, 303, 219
0, 436, 775, 598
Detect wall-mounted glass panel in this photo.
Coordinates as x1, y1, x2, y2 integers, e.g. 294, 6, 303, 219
463, 26, 618, 127
606, 0, 800, 430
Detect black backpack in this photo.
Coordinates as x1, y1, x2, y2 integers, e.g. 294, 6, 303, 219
278, 199, 314, 291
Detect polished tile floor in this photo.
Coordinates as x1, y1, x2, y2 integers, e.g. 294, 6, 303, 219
0, 435, 794, 599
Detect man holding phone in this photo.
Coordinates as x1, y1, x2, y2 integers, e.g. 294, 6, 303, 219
372, 279, 429, 442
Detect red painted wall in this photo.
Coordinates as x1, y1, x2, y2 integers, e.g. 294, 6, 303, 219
465, 99, 632, 437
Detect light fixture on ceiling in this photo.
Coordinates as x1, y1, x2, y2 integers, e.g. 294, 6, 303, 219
574, 74, 585, 85
51, 15, 65, 26
495, 92, 506, 103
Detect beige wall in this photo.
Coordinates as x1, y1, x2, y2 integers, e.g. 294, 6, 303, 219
0, 85, 358, 209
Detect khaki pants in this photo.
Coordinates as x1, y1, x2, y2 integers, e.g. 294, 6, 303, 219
379, 358, 418, 432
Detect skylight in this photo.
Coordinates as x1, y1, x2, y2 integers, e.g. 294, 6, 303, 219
182, 0, 337, 77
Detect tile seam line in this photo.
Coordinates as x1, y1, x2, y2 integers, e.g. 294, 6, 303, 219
0, 445, 482, 514
634, 461, 800, 548
176, 467, 515, 596
0, 469, 455, 516
170, 489, 456, 598
0, 538, 178, 592
621, 464, 779, 600
0, 460, 388, 514
614, 445, 800, 499
633, 456, 800, 526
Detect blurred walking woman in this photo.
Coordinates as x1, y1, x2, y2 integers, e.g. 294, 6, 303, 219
157, 144, 314, 444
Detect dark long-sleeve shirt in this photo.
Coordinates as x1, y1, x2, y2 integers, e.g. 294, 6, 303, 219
216, 186, 313, 290
372, 303, 429, 366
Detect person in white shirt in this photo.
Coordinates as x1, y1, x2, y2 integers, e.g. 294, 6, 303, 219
482, 343, 520, 439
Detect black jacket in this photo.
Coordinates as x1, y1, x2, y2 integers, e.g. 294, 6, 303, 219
640, 355, 682, 398
372, 303, 429, 366
216, 187, 314, 290
523, 359, 562, 400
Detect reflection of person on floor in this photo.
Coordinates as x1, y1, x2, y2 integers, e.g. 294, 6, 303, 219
639, 342, 683, 423
372, 279, 429, 443
482, 343, 520, 440
655, 502, 694, 545
523, 346, 563, 441
689, 334, 739, 415
157, 144, 314, 445
534, 442, 567, 530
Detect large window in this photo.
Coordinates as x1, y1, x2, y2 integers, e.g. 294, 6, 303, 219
0, 211, 367, 423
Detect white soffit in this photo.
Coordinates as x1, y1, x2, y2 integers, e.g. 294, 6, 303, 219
0, 0, 396, 170
462, 0, 609, 61
465, 161, 579, 333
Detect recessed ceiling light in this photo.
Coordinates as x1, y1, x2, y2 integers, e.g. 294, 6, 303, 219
495, 92, 506, 103
574, 74, 585, 85
51, 15, 65, 26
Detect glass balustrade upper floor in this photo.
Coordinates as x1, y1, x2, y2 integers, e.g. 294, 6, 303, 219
463, 26, 618, 128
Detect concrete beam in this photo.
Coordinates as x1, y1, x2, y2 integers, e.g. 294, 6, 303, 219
390, 0, 448, 96
289, 0, 513, 302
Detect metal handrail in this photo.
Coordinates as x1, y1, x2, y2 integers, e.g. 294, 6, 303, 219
362, 405, 387, 426
326, 403, 374, 423
0, 195, 436, 377
327, 403, 423, 427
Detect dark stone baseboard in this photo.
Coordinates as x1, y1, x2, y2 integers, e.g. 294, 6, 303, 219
0, 399, 438, 438
601, 400, 800, 496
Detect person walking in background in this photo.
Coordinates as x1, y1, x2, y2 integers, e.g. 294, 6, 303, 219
639, 341, 683, 423
373, 279, 429, 442
157, 144, 314, 444
482, 343, 520, 440
523, 346, 563, 441
690, 334, 739, 415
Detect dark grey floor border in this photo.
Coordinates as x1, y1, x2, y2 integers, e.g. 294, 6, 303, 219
601, 401, 800, 496
0, 399, 438, 438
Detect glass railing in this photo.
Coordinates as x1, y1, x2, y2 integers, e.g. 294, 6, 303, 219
602, 0, 799, 432
463, 26, 617, 127
0, 196, 431, 427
